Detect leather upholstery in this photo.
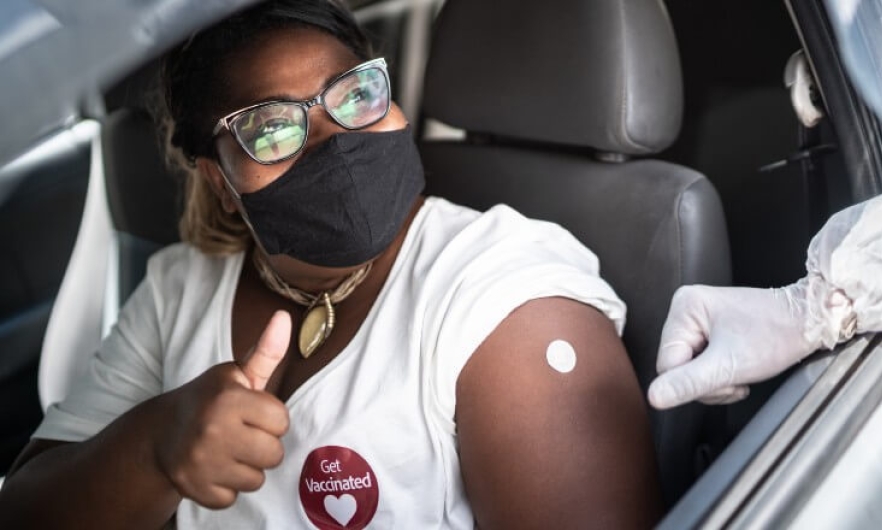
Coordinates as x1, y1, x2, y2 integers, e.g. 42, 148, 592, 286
421, 147, 730, 389
102, 108, 181, 300
423, 0, 683, 155
421, 0, 730, 506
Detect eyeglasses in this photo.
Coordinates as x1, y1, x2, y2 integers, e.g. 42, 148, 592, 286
212, 58, 391, 165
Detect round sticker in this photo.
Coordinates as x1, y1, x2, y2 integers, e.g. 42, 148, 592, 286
546, 339, 577, 373
299, 446, 379, 529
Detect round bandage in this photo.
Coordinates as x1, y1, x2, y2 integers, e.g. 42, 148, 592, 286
546, 340, 577, 373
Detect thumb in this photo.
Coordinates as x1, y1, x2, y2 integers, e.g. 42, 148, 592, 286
656, 339, 702, 375
240, 310, 292, 391
648, 344, 734, 409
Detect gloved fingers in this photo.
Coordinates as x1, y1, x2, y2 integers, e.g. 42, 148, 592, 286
648, 345, 735, 410
656, 340, 704, 374
698, 385, 750, 405
656, 286, 712, 373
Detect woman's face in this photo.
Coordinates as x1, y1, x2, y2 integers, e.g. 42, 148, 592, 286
208, 25, 409, 196
197, 25, 414, 282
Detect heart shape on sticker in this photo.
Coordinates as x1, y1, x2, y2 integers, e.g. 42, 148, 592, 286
324, 494, 357, 526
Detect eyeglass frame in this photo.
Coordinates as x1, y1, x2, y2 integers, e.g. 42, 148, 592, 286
211, 57, 391, 165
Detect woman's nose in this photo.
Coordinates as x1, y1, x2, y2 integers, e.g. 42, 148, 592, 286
301, 105, 345, 154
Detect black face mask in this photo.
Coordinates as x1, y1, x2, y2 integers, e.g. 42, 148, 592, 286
238, 127, 425, 268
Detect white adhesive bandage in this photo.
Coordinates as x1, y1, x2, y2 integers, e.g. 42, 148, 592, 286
546, 340, 576, 373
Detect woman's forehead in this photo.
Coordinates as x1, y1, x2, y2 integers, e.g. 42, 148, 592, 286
220, 26, 360, 108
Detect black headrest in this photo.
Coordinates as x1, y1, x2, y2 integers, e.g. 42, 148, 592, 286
102, 108, 181, 245
423, 0, 683, 155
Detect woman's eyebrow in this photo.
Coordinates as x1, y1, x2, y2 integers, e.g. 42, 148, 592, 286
239, 63, 357, 106
237, 90, 309, 109
252, 75, 337, 104
258, 92, 306, 103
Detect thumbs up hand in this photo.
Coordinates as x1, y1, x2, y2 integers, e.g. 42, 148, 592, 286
155, 311, 293, 509
238, 310, 292, 392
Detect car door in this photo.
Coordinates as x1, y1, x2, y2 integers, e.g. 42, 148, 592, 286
658, 0, 882, 525
0, 129, 90, 474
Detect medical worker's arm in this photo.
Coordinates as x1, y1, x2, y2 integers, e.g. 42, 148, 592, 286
457, 297, 662, 529
649, 195, 882, 409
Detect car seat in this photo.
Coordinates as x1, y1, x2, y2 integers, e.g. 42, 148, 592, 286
38, 106, 180, 410
418, 0, 732, 506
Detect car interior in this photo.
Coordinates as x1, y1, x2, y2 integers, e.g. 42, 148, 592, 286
0, 0, 859, 518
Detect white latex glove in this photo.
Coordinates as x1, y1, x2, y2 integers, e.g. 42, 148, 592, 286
648, 283, 818, 408
649, 195, 882, 409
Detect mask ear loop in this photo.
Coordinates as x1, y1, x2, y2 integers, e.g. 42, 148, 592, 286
213, 160, 279, 281
214, 160, 241, 200
214, 160, 261, 236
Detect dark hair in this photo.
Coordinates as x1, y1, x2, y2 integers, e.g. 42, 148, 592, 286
161, 0, 373, 161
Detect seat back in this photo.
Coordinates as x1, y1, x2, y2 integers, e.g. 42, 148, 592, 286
420, 0, 731, 505
38, 107, 180, 410
102, 108, 181, 301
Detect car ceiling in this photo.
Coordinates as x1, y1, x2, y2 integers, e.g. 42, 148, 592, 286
0, 0, 268, 167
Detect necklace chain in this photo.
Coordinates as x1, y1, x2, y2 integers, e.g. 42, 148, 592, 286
251, 249, 372, 307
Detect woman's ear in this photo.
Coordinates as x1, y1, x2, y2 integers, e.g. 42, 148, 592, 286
196, 157, 238, 213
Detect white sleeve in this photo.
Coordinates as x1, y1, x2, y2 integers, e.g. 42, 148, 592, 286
424, 206, 626, 425
803, 195, 882, 348
32, 268, 165, 443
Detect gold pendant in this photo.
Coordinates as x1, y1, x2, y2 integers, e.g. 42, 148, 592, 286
298, 293, 335, 358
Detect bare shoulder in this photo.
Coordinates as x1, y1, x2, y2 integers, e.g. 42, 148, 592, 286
456, 297, 661, 530
5, 439, 71, 481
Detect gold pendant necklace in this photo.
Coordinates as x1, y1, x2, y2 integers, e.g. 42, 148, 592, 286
298, 292, 335, 358
252, 249, 371, 359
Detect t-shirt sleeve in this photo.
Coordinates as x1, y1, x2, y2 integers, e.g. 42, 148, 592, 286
32, 261, 166, 443
422, 205, 626, 428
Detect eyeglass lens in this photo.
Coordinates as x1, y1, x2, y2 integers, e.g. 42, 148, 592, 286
231, 66, 390, 163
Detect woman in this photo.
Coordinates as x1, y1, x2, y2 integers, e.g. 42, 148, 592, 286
0, 1, 661, 528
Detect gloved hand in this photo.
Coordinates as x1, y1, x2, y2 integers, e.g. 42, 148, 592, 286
648, 282, 820, 408
649, 195, 882, 409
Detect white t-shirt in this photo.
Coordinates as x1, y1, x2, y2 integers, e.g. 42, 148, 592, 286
34, 197, 625, 529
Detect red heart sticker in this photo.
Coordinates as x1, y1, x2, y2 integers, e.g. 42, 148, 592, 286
299, 446, 379, 529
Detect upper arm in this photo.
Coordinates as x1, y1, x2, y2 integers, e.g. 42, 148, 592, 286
5, 439, 71, 481
455, 297, 662, 530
